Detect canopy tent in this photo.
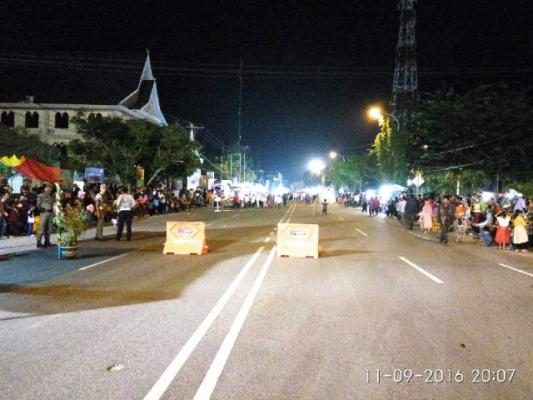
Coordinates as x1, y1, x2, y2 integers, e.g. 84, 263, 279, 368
0, 126, 64, 183
0, 155, 61, 182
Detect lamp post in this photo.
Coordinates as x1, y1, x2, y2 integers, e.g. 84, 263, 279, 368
367, 105, 400, 131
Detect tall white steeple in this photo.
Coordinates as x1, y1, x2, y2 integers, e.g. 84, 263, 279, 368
119, 50, 167, 126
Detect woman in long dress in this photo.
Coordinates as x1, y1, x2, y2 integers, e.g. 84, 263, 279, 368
421, 199, 433, 234
512, 210, 529, 252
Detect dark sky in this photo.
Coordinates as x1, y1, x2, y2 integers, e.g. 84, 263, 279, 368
1, 0, 532, 181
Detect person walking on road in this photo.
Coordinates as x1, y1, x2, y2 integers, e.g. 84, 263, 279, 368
322, 198, 328, 215
115, 187, 135, 241
36, 184, 54, 248
94, 183, 109, 241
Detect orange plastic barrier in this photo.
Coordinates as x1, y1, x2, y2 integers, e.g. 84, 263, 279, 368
277, 223, 319, 259
163, 221, 208, 255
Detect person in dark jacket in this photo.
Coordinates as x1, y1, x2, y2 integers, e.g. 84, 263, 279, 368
404, 195, 418, 230
438, 197, 454, 244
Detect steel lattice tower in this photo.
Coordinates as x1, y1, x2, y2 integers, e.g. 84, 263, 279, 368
390, 0, 418, 129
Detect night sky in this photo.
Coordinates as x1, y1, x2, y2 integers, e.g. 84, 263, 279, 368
1, 0, 532, 182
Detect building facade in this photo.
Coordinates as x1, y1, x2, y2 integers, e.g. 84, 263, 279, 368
0, 52, 167, 146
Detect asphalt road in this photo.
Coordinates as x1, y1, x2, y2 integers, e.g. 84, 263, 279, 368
1, 203, 532, 400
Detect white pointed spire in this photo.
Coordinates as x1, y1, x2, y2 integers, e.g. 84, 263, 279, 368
141, 82, 167, 126
119, 50, 167, 126
140, 49, 155, 81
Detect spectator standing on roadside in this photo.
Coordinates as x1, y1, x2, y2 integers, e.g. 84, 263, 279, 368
421, 198, 433, 234
512, 210, 529, 252
495, 210, 511, 250
404, 195, 418, 230
36, 185, 54, 248
94, 183, 109, 241
438, 197, 454, 245
115, 187, 135, 241
26, 205, 36, 236
0, 192, 8, 239
513, 194, 527, 213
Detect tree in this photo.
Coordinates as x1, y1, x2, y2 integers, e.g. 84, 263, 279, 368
327, 154, 378, 192
371, 116, 409, 183
411, 83, 533, 189
70, 116, 201, 186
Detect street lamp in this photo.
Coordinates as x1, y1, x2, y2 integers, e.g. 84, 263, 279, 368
367, 105, 400, 131
329, 151, 338, 160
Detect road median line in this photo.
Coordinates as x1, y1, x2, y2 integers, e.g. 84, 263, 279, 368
193, 246, 277, 400
399, 256, 444, 284
143, 246, 265, 400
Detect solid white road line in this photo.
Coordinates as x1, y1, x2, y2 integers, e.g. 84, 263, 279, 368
338, 216, 345, 221
355, 228, 368, 237
143, 247, 265, 400
193, 246, 278, 400
498, 263, 533, 278
78, 252, 132, 271
399, 256, 444, 284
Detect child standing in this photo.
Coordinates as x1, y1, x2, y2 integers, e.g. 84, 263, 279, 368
495, 210, 511, 250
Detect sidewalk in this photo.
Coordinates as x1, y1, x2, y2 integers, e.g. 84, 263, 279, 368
0, 209, 205, 256
0, 224, 119, 256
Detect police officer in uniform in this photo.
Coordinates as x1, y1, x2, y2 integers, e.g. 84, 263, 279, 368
94, 183, 108, 240
36, 184, 54, 248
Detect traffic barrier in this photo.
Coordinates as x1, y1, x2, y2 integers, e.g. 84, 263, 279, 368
277, 223, 319, 259
163, 221, 208, 255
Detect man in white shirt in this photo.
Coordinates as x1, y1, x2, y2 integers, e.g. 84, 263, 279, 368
115, 187, 136, 241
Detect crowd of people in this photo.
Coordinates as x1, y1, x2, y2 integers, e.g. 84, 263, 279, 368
0, 181, 297, 245
363, 192, 533, 251
1, 180, 532, 253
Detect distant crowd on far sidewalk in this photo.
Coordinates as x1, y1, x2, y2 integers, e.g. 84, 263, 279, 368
357, 191, 532, 251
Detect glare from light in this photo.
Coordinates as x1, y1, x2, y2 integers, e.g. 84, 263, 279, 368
379, 184, 406, 202
308, 159, 326, 175
329, 151, 338, 160
481, 191, 494, 202
367, 106, 383, 121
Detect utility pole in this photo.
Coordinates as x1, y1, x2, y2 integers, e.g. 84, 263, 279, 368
391, 0, 418, 181
237, 57, 243, 145
243, 147, 246, 182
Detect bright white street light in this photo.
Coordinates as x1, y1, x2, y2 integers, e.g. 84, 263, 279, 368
329, 151, 338, 160
308, 159, 326, 175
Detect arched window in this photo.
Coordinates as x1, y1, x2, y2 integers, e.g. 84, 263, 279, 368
1, 111, 15, 127
25, 111, 39, 128
55, 112, 69, 129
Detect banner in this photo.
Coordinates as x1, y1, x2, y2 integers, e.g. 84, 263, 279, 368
0, 154, 61, 182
